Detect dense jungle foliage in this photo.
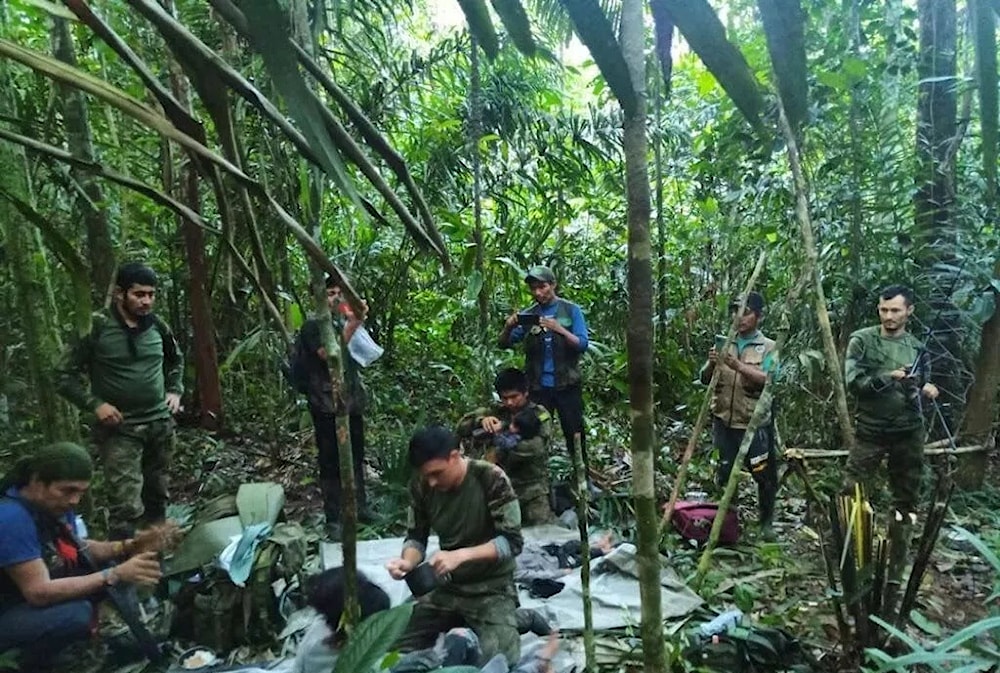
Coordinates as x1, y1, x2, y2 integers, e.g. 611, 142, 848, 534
0, 0, 998, 671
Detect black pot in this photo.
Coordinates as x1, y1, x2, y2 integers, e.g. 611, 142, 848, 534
404, 562, 439, 597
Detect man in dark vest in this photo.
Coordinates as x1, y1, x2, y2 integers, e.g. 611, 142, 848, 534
700, 292, 779, 540
499, 266, 590, 468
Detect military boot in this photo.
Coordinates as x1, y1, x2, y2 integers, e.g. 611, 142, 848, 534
758, 479, 778, 542
883, 512, 914, 621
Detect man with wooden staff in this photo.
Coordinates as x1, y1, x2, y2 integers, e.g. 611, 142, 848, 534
700, 291, 779, 540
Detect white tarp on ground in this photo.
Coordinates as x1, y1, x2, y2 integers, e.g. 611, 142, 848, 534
320, 525, 702, 633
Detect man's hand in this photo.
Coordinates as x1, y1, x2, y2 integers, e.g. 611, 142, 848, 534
539, 316, 564, 334
386, 558, 414, 580
722, 352, 742, 372
430, 549, 467, 576
504, 312, 519, 329
707, 347, 718, 365
165, 393, 182, 415
481, 416, 503, 433
131, 522, 183, 555
922, 382, 939, 400
95, 402, 123, 426
115, 551, 162, 587
889, 369, 908, 380
316, 347, 328, 361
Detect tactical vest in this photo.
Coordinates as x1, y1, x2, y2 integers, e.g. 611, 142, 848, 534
711, 333, 776, 429
523, 299, 581, 390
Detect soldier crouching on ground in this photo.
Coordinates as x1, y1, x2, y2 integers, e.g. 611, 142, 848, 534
386, 426, 522, 666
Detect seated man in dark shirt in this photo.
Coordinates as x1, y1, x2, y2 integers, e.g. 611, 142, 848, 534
0, 442, 169, 670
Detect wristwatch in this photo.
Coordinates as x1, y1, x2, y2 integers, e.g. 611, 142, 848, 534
101, 567, 120, 587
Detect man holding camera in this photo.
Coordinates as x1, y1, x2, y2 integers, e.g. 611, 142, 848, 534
499, 266, 590, 467
699, 292, 779, 539
456, 368, 555, 526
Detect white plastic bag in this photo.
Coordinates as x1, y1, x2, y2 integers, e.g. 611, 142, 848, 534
348, 325, 384, 367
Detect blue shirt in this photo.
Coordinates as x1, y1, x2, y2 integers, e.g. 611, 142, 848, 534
0, 488, 78, 606
508, 300, 589, 388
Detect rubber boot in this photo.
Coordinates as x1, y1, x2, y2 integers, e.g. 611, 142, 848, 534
883, 513, 913, 621
757, 480, 778, 542
320, 478, 342, 541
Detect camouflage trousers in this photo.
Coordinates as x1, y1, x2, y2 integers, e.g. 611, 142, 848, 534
518, 482, 555, 527
394, 583, 520, 666
93, 418, 175, 534
844, 429, 924, 514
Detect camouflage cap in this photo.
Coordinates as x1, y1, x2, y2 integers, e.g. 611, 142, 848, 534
525, 265, 556, 284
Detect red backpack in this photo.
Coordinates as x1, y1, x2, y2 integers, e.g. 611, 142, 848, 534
672, 501, 741, 545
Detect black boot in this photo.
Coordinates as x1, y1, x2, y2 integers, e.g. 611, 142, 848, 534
758, 480, 778, 542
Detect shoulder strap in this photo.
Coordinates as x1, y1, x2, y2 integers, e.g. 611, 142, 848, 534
151, 314, 178, 361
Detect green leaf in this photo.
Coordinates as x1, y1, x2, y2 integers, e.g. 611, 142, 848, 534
660, 0, 764, 132
457, 0, 500, 58
334, 605, 415, 673
756, 0, 808, 130
560, 0, 638, 116
243, 0, 364, 213
490, 0, 536, 56
909, 610, 943, 636
816, 70, 847, 90
952, 525, 1000, 575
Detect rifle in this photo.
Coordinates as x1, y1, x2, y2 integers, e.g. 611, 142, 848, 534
69, 527, 165, 663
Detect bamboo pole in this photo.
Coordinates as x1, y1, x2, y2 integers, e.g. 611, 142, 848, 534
783, 445, 986, 459
659, 250, 767, 534
777, 100, 857, 452
570, 432, 595, 672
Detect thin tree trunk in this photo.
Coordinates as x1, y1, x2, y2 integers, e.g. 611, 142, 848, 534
162, 0, 223, 430
621, 0, 663, 670
51, 17, 115, 302
653, 74, 668, 325
469, 35, 488, 336
0, 145, 76, 441
780, 100, 856, 451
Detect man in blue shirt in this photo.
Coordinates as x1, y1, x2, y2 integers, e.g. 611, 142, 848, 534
0, 442, 164, 669
499, 266, 590, 469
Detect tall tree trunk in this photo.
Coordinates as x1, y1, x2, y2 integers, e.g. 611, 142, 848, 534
162, 0, 223, 430
957, 0, 998, 488
915, 0, 961, 432
469, 35, 488, 336
51, 17, 115, 303
621, 0, 663, 671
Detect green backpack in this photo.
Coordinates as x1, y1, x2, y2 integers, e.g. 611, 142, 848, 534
684, 625, 815, 673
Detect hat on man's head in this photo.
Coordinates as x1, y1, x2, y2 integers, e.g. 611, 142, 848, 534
730, 291, 765, 314
525, 266, 556, 284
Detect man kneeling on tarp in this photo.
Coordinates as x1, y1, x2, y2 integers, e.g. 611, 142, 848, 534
0, 442, 171, 670
387, 426, 523, 667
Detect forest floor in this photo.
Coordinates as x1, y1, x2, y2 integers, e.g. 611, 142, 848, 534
70, 415, 1000, 673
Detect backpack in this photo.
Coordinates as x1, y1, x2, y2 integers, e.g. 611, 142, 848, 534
281, 330, 311, 394
684, 625, 814, 673
169, 486, 309, 653
672, 501, 741, 546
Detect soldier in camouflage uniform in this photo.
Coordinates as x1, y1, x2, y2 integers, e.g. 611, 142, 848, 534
387, 426, 523, 667
456, 368, 555, 526
56, 263, 183, 538
844, 285, 939, 608
844, 284, 939, 514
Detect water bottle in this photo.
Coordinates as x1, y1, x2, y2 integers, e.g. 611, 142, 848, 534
685, 490, 708, 503
699, 609, 743, 637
